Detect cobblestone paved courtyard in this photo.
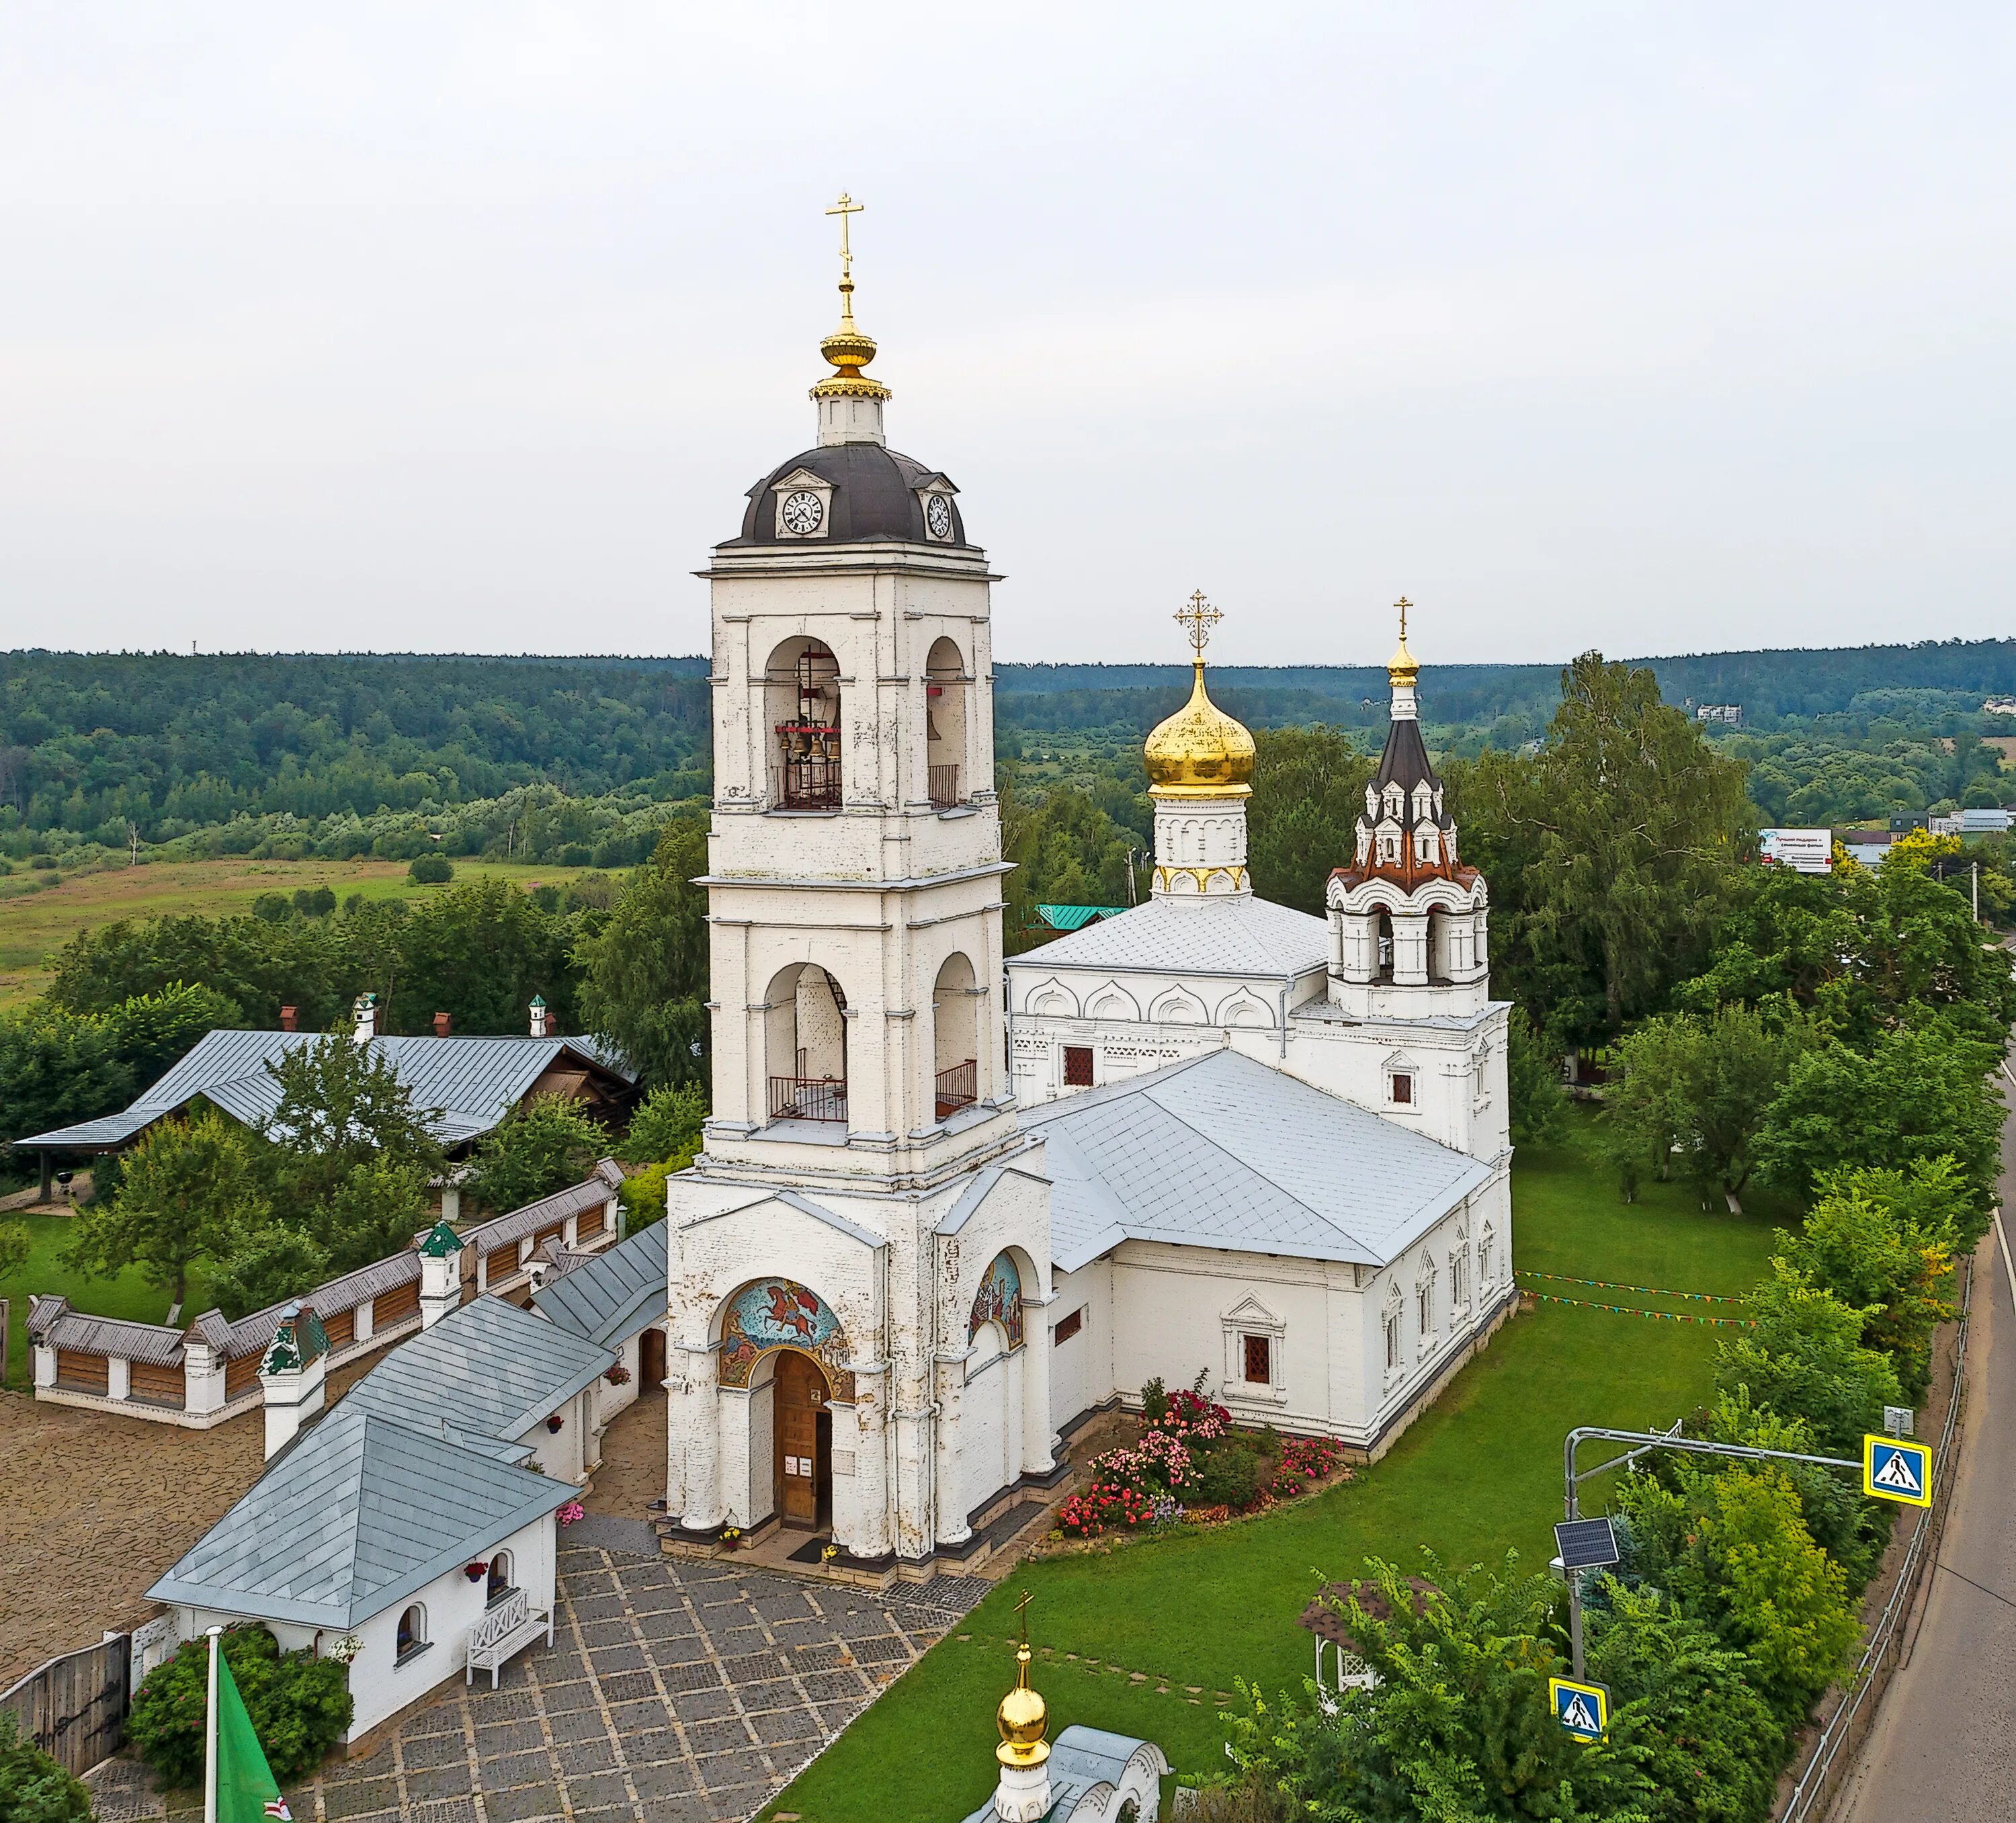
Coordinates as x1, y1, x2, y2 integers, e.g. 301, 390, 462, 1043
181, 1537, 989, 1823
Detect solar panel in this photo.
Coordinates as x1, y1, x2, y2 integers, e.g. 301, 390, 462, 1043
1553, 1517, 1621, 1571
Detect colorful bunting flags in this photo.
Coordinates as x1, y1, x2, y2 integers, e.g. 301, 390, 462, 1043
1518, 1288, 1755, 1327
1517, 1271, 1745, 1304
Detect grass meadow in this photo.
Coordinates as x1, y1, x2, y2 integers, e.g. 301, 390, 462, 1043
0, 857, 599, 1007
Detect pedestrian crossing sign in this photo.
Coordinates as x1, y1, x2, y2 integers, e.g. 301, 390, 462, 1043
1549, 1676, 1609, 1741
1863, 1435, 1932, 1507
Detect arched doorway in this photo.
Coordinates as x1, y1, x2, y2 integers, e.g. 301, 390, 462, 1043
962, 1252, 1027, 1515
773, 1351, 833, 1529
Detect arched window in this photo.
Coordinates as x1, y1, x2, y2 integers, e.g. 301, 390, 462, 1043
932, 953, 980, 1119
766, 637, 843, 810
487, 1552, 513, 1605
765, 962, 849, 1124
925, 636, 968, 808
1417, 1269, 1435, 1340
1384, 1306, 1402, 1373
396, 1604, 427, 1663
1374, 911, 1395, 982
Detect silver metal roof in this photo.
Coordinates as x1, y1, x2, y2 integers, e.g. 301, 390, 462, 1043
13, 1029, 632, 1151
146, 1402, 576, 1629
1005, 892, 1328, 984
341, 1294, 614, 1443
532, 1221, 668, 1349
1023, 1050, 1489, 1272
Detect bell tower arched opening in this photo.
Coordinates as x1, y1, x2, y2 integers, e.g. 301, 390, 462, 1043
933, 951, 980, 1118
765, 636, 842, 810
925, 636, 968, 808
765, 962, 849, 1124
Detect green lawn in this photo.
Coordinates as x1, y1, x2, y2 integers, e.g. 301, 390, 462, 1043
1, 1212, 207, 1388
763, 1119, 1788, 1823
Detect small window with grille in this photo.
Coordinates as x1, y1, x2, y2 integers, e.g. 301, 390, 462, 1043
1391, 1072, 1413, 1105
1243, 1334, 1272, 1384
1054, 1308, 1083, 1344
1063, 1045, 1095, 1087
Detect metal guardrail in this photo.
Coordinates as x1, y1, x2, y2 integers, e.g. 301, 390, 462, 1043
1777, 1246, 1976, 1822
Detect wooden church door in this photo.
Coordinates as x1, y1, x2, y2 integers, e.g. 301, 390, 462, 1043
774, 1352, 829, 1527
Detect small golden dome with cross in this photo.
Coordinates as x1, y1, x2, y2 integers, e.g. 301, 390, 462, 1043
1144, 591, 1255, 798
1388, 597, 1420, 688
811, 192, 892, 403
996, 1593, 1052, 1769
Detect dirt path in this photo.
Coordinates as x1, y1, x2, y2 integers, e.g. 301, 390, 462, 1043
0, 1359, 375, 1688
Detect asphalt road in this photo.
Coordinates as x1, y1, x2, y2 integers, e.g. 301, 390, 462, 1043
1837, 1052, 2016, 1821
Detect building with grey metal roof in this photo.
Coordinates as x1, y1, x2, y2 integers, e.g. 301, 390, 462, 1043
1023, 1049, 1489, 1273
12, 1027, 633, 1158
147, 1402, 575, 1630
340, 1294, 614, 1445
532, 1219, 669, 1350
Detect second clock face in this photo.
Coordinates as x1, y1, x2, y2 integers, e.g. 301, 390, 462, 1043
780, 490, 825, 535
925, 494, 953, 540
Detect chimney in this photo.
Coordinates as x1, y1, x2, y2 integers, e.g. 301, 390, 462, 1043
259, 1304, 329, 1459
529, 995, 549, 1039
353, 993, 376, 1045
433, 1011, 452, 1038
279, 1005, 298, 1033
416, 1221, 464, 1328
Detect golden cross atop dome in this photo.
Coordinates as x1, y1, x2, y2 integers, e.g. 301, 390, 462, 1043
825, 192, 864, 285
1176, 589, 1222, 659
813, 191, 888, 398
1013, 1587, 1035, 1646
1396, 596, 1411, 641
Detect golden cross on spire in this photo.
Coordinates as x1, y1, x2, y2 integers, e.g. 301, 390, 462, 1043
1013, 1588, 1035, 1648
826, 191, 864, 282
1176, 589, 1222, 659
1395, 596, 1411, 642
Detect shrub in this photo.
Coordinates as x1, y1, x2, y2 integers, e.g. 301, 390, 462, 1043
129, 1626, 353, 1788
407, 853, 454, 884
1139, 1376, 1171, 1425
1195, 1443, 1261, 1511
0, 1713, 93, 1823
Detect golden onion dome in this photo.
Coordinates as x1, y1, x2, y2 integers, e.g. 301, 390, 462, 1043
995, 1647, 1051, 1767
1144, 660, 1255, 798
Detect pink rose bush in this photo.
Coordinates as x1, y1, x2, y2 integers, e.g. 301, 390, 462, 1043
1056, 1379, 1346, 1539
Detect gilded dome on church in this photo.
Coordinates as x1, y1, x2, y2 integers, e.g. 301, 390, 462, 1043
1144, 661, 1255, 798
995, 1644, 1051, 1768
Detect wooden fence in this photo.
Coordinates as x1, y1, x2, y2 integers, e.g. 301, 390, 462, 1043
0, 1634, 132, 1777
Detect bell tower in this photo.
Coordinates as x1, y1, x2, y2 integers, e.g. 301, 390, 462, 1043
1325, 601, 1490, 1019
698, 198, 1017, 1189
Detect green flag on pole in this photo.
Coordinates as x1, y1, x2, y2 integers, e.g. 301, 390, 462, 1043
206, 1632, 293, 1823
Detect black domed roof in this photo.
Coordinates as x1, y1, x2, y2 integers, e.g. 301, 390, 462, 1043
728, 443, 970, 548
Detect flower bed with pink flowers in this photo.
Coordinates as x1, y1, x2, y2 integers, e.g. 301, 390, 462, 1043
1053, 1377, 1352, 1539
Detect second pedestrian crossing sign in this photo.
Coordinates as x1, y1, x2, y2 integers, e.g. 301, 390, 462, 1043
1863, 1435, 1932, 1507
1549, 1677, 1609, 1741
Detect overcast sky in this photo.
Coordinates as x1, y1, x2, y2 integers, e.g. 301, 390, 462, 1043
2, 5, 2011, 667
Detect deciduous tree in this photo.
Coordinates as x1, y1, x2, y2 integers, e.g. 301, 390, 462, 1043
576, 823, 710, 1089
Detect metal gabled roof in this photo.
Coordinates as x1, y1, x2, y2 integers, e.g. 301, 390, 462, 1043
27, 1297, 187, 1367
12, 1029, 633, 1152
532, 1221, 668, 1349
146, 1403, 574, 1629
341, 1294, 614, 1443
1021, 1049, 1488, 1270
1007, 892, 1328, 982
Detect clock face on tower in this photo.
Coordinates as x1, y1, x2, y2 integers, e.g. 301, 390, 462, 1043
925, 494, 953, 540
780, 491, 825, 535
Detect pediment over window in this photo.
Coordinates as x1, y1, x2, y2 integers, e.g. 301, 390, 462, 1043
1222, 1291, 1282, 1328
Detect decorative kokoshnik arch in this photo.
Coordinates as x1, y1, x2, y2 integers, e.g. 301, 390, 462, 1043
968, 1251, 1024, 1349
718, 1277, 856, 1401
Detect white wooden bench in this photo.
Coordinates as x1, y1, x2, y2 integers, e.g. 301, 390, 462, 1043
465, 1587, 553, 1687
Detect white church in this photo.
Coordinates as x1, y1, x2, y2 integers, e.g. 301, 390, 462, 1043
657, 216, 1515, 1572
